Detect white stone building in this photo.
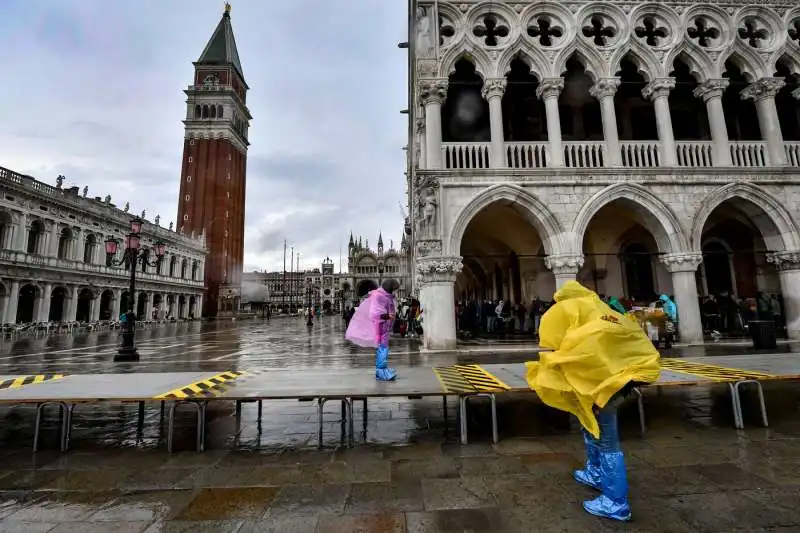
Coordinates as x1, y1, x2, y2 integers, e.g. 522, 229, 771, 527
407, 0, 800, 349
0, 166, 207, 324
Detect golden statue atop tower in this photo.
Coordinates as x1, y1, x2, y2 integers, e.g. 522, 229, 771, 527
224, 2, 231, 15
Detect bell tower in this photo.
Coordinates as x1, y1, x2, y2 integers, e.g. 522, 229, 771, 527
177, 3, 251, 317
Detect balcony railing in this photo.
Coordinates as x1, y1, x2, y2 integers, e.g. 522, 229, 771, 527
436, 140, 800, 170
786, 142, 800, 167
729, 142, 767, 167
506, 142, 548, 168
442, 143, 490, 169
621, 141, 660, 168
676, 142, 714, 167
564, 142, 605, 168
0, 250, 204, 287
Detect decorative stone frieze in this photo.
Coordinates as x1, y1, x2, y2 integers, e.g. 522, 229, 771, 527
740, 77, 786, 101
767, 251, 800, 271
419, 79, 448, 105
417, 256, 463, 282
544, 254, 585, 275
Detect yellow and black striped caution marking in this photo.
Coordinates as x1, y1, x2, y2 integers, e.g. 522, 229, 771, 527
660, 359, 775, 382
433, 366, 475, 393
0, 374, 64, 390
154, 370, 247, 400
432, 364, 510, 393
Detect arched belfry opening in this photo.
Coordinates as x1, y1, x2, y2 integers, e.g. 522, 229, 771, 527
668, 57, 710, 141
775, 58, 800, 142
559, 56, 603, 142
442, 58, 489, 143
614, 56, 657, 141
722, 60, 760, 141
502, 57, 545, 143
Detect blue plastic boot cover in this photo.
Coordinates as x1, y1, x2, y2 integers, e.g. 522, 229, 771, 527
582, 406, 631, 521
573, 429, 602, 490
375, 345, 397, 381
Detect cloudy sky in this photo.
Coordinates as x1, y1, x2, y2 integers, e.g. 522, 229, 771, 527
0, 0, 409, 273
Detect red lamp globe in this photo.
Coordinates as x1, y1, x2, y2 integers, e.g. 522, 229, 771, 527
153, 241, 166, 257
128, 233, 141, 250
104, 237, 119, 255
130, 217, 144, 234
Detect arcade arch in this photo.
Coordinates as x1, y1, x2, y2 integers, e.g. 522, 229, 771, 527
17, 284, 39, 323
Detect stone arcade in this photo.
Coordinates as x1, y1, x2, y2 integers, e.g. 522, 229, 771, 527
0, 167, 206, 325
406, 0, 800, 349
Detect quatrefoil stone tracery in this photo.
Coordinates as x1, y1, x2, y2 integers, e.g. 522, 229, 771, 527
527, 16, 563, 47
687, 17, 720, 48
738, 19, 768, 48
472, 14, 509, 47
582, 15, 617, 47
635, 16, 668, 47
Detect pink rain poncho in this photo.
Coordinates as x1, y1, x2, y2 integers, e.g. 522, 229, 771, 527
346, 288, 395, 348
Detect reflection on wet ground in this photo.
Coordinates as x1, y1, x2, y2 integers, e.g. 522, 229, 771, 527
1, 318, 800, 530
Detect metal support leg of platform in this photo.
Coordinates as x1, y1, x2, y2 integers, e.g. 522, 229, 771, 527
632, 387, 646, 437
33, 401, 72, 453
166, 400, 207, 453
730, 380, 769, 429
459, 393, 498, 445
317, 398, 352, 449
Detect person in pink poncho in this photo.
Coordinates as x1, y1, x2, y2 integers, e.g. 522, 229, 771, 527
345, 279, 400, 381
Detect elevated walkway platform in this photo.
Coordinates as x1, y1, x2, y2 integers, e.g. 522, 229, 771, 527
0, 354, 797, 453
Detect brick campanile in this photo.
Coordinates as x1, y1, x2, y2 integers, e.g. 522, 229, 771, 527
177, 4, 251, 317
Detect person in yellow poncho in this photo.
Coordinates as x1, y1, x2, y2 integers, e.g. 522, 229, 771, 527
526, 281, 660, 521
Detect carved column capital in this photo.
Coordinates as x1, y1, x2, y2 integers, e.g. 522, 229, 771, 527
767, 251, 800, 272
741, 77, 785, 101
793, 87, 800, 101
659, 252, 703, 273
419, 78, 449, 106
416, 256, 462, 283
693, 79, 730, 102
544, 254, 585, 275
589, 77, 621, 100
536, 78, 564, 100
481, 78, 507, 100
642, 77, 676, 100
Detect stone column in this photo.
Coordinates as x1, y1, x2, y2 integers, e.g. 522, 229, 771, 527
196, 294, 203, 318
46, 222, 59, 257
537, 78, 565, 167
642, 77, 677, 166
660, 253, 704, 344
482, 78, 507, 168
5, 280, 19, 324
693, 79, 732, 166
417, 257, 462, 350
741, 77, 787, 166
419, 78, 448, 169
90, 292, 102, 322
71, 229, 82, 262
38, 282, 53, 322
767, 252, 800, 339
589, 77, 622, 167
145, 292, 154, 320
545, 254, 585, 289
13, 214, 27, 251
111, 288, 122, 318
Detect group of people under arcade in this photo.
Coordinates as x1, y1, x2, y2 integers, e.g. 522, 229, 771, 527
701, 291, 785, 337
455, 293, 679, 346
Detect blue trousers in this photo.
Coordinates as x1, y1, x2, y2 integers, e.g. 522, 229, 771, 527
375, 345, 396, 381
574, 395, 631, 521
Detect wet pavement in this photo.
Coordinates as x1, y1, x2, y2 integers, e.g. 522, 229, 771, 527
0, 318, 800, 530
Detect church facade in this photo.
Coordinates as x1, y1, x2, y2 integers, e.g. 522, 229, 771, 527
407, 0, 800, 348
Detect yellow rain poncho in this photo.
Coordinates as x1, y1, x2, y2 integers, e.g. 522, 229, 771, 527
526, 281, 660, 438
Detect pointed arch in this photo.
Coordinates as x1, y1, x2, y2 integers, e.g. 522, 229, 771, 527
495, 40, 550, 80
571, 183, 689, 254
722, 45, 767, 83
448, 184, 566, 256
553, 44, 607, 81
609, 43, 662, 81
438, 47, 491, 81
664, 44, 715, 82
691, 183, 800, 252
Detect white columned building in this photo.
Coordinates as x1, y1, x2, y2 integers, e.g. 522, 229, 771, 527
0, 167, 207, 325
407, 0, 800, 349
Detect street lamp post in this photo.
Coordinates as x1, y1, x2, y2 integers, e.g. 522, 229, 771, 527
105, 217, 166, 362
305, 279, 313, 326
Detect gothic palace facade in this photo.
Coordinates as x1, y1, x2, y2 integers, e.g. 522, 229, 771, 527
408, 0, 800, 348
0, 167, 206, 325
